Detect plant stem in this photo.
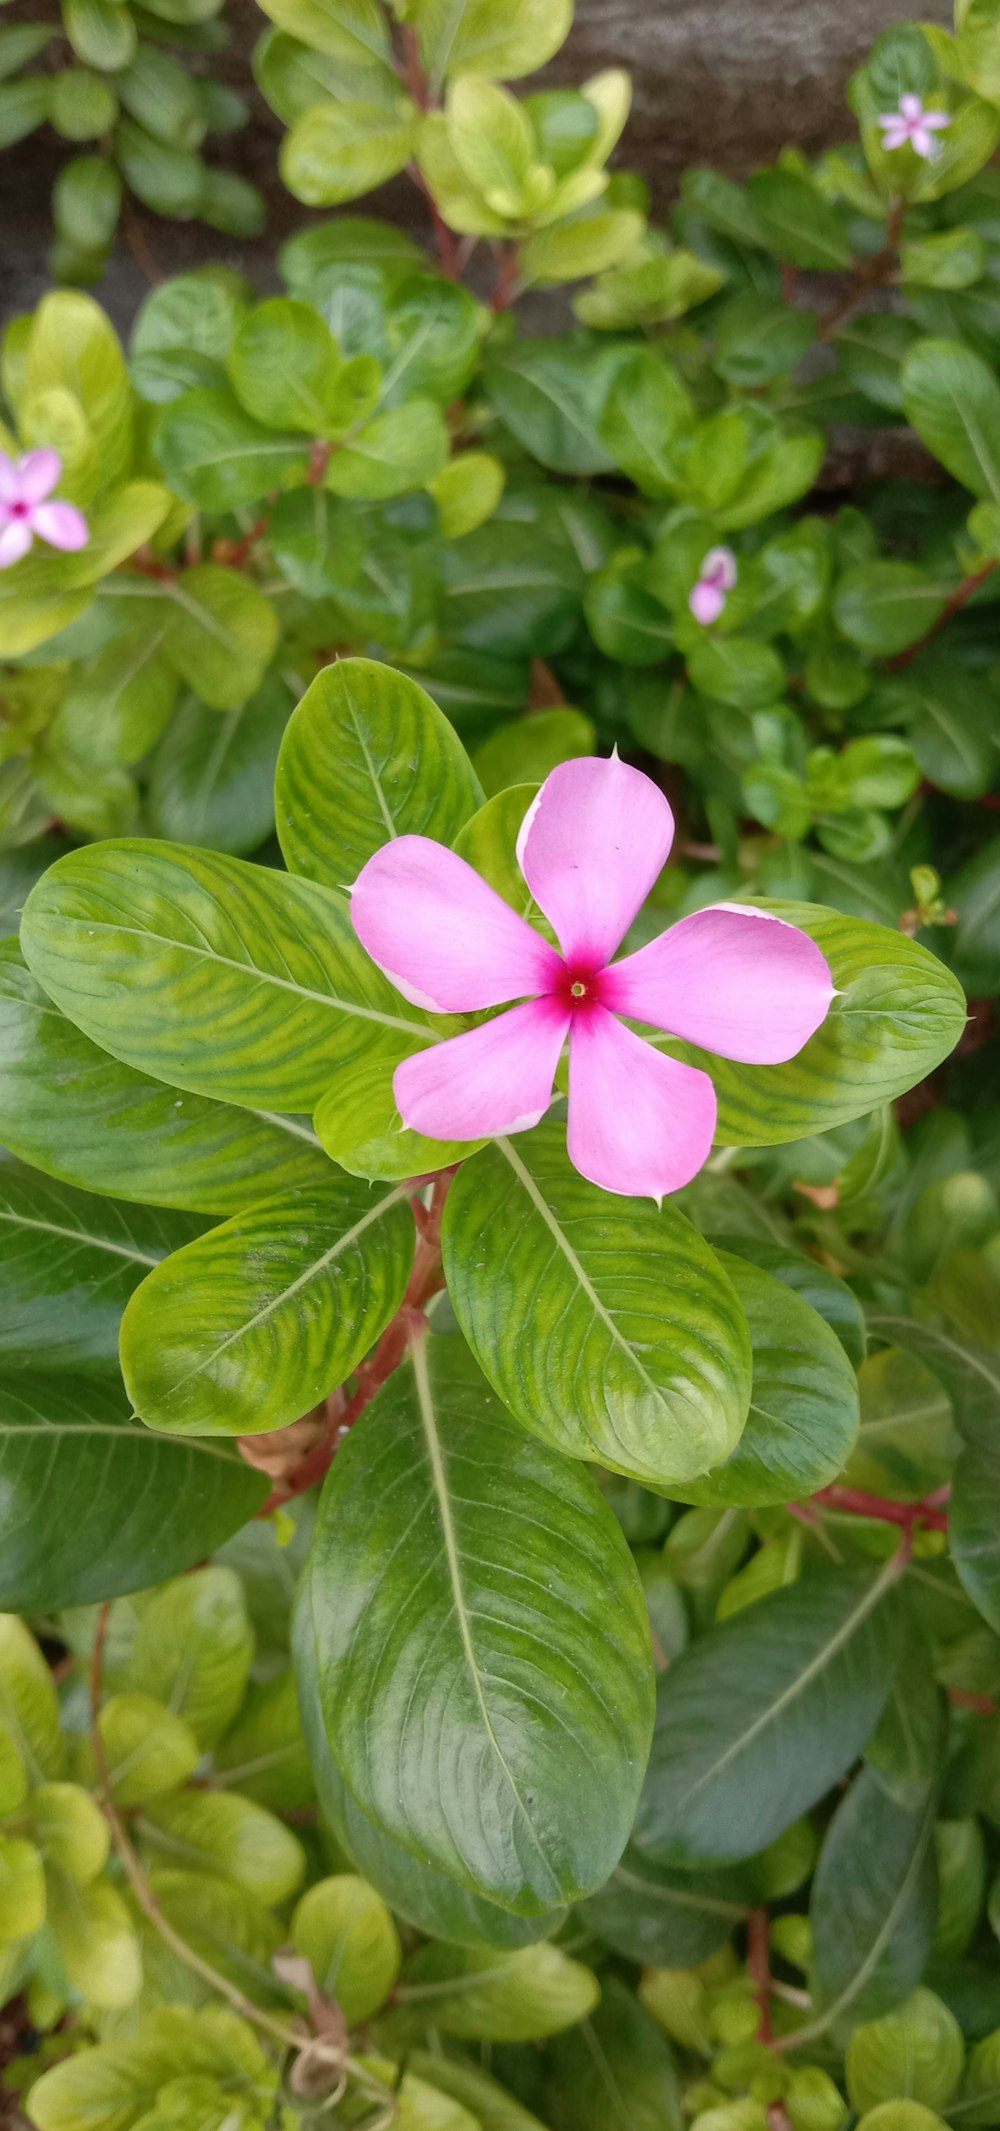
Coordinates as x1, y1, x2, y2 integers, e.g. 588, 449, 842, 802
888, 561, 998, 670
262, 1172, 453, 1512
747, 1907, 774, 2044
490, 243, 521, 312
817, 196, 905, 342
804, 1483, 950, 1532
399, 24, 462, 280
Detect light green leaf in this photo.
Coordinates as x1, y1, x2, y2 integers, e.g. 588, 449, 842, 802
227, 295, 344, 432
292, 1874, 401, 2022
51, 623, 178, 769
211, 1669, 312, 1811
147, 678, 292, 857
120, 1177, 414, 1437
20, 841, 440, 1113
313, 1048, 475, 1182
471, 707, 594, 798
398, 1940, 599, 2040
29, 1782, 109, 1887
442, 1120, 752, 1488
445, 75, 546, 216
124, 1567, 252, 1747
0, 940, 331, 1215
157, 565, 279, 709
846, 1988, 964, 2114
413, 0, 573, 86
955, 2028, 1000, 2126
429, 450, 505, 538
675, 1250, 860, 1507
747, 167, 853, 269
281, 98, 418, 207
311, 1333, 654, 1915
48, 1874, 142, 2010
95, 1693, 200, 1806
324, 398, 449, 497
253, 0, 389, 62
276, 655, 482, 886
410, 2054, 549, 2131
600, 349, 694, 497
138, 1789, 305, 1905
633, 1559, 904, 1865
484, 338, 621, 476
0, 1615, 64, 1784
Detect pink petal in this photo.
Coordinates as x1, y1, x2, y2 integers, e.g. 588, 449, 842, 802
0, 454, 19, 506
900, 93, 924, 121
351, 835, 563, 1014
705, 545, 737, 591
881, 122, 910, 149
923, 110, 951, 129
395, 997, 570, 1140
689, 580, 726, 626
602, 903, 835, 1064
0, 521, 33, 570
517, 755, 674, 971
16, 450, 62, 506
567, 1006, 717, 1201
30, 500, 89, 552
911, 126, 939, 158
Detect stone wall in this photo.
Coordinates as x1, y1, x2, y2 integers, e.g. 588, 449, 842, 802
3, 0, 951, 328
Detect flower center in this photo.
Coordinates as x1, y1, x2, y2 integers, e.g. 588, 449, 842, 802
570, 981, 587, 999
559, 965, 603, 1013
9, 502, 28, 519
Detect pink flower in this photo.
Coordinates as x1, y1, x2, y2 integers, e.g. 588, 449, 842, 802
689, 546, 737, 627
877, 92, 951, 160
350, 756, 834, 1201
0, 450, 89, 571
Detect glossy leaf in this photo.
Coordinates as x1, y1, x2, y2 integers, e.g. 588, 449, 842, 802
808, 1770, 939, 2043
413, 0, 573, 86
276, 655, 482, 887
580, 1845, 748, 1968
292, 1874, 401, 2023
902, 337, 1000, 498
159, 566, 279, 710
20, 842, 440, 1113
139, 1789, 305, 1905
0, 942, 330, 1215
675, 1250, 860, 1506
0, 1374, 266, 1612
0, 1160, 203, 1374
442, 1120, 753, 1488
124, 1567, 253, 1747
155, 388, 311, 511
311, 1333, 655, 1915
121, 1176, 414, 1436
399, 1940, 599, 2040
547, 1975, 684, 2131
846, 1988, 965, 2114
633, 1559, 904, 1864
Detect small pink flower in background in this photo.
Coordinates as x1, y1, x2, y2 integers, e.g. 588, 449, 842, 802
878, 92, 951, 160
689, 546, 737, 627
351, 756, 834, 1201
0, 450, 89, 571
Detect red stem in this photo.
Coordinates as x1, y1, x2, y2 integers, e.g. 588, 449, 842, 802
888, 562, 998, 670
399, 24, 461, 280
805, 1483, 950, 1532
747, 1908, 774, 2045
490, 244, 521, 312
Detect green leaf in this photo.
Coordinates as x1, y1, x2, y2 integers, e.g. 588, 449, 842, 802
324, 398, 449, 497
875, 663, 1000, 802
156, 565, 278, 710
658, 902, 967, 1147
675, 1250, 860, 1507
846, 1988, 965, 2113
120, 1177, 414, 1437
276, 656, 481, 887
0, 940, 330, 1216
47, 1873, 142, 2010
442, 1120, 752, 1487
292, 1874, 401, 2022
747, 168, 853, 269
253, 0, 390, 65
130, 268, 250, 403
948, 836, 1000, 995
807, 1770, 939, 2044
484, 339, 621, 476
50, 623, 178, 769
115, 120, 206, 222
117, 45, 206, 149
687, 634, 787, 709
834, 563, 950, 655
547, 1975, 684, 2131
902, 338, 1000, 499
49, 69, 118, 142
413, 0, 573, 86
139, 1789, 305, 1905
633, 1559, 904, 1865
398, 1940, 599, 2040
62, 0, 136, 72
902, 228, 985, 291
580, 1845, 748, 1968
0, 26, 54, 78
211, 1668, 312, 1810
311, 1333, 654, 1915
125, 1567, 252, 1747
0, 1834, 44, 1949
0, 75, 50, 148
138, 1868, 282, 2007
254, 27, 403, 126
710, 1233, 866, 1367
147, 678, 292, 857
471, 707, 594, 798
155, 391, 310, 512
20, 842, 440, 1113
410, 2055, 549, 2131
29, 1782, 109, 1886
0, 1615, 64, 1785
294, 1575, 560, 1946
956, 2029, 1000, 2126
429, 450, 505, 537
227, 295, 345, 431
949, 1432, 1000, 1634
95, 1693, 200, 1806
0, 1377, 267, 1612
599, 350, 694, 497
445, 76, 543, 216
0, 1159, 203, 1374
313, 1049, 474, 1182
281, 97, 417, 207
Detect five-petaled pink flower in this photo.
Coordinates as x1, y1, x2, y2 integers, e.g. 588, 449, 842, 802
351, 756, 835, 1201
878, 93, 950, 160
689, 546, 737, 627
0, 450, 89, 571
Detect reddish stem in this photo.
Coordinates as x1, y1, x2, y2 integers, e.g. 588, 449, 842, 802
949, 1688, 1000, 1717
747, 1908, 774, 2046
399, 25, 461, 280
261, 1174, 454, 1513
490, 244, 521, 312
806, 1483, 950, 1532
888, 561, 998, 670
308, 440, 332, 487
